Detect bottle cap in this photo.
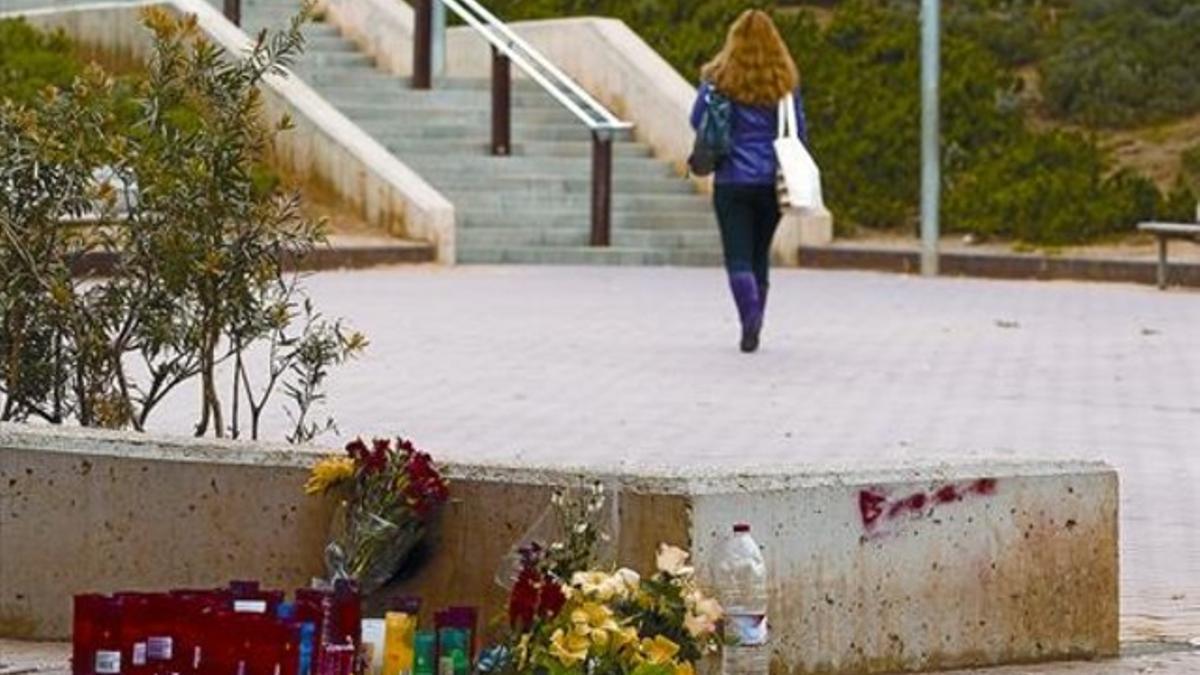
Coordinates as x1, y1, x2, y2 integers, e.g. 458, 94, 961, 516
733, 523, 751, 533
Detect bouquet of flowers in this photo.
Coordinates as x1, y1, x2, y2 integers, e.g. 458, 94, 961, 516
305, 437, 449, 594
498, 543, 722, 675
488, 485, 722, 675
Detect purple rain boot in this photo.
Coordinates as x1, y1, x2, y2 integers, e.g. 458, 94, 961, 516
758, 281, 770, 328
728, 271, 762, 353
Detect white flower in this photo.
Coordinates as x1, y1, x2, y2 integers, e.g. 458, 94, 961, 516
684, 611, 716, 638
656, 544, 692, 576
572, 571, 617, 601
613, 567, 641, 593
693, 597, 723, 623
683, 595, 723, 638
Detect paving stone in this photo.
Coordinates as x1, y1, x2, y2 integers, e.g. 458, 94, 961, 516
138, 266, 1200, 643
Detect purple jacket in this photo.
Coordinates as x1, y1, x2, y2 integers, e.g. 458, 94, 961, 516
690, 82, 809, 186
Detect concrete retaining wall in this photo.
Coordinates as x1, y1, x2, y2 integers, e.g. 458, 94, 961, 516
0, 424, 1118, 673
8, 0, 457, 263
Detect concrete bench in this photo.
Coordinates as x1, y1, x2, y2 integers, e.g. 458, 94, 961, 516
0, 424, 1118, 674
1138, 221, 1200, 289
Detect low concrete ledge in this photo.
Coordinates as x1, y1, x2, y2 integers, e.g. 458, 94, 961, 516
798, 244, 1200, 288
0, 424, 1117, 673
6, 0, 457, 263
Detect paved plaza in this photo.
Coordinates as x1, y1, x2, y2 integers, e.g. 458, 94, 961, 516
147, 264, 1200, 646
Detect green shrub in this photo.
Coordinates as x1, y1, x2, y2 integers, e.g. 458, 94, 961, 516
1040, 0, 1200, 127
481, 0, 1192, 244
0, 18, 81, 104
1182, 144, 1200, 184
943, 130, 1166, 244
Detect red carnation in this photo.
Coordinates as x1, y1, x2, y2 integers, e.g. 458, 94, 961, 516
538, 575, 566, 618
508, 566, 541, 630
345, 438, 368, 462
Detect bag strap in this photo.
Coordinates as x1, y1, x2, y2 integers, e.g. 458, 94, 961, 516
777, 95, 789, 139
778, 93, 798, 140
786, 92, 799, 141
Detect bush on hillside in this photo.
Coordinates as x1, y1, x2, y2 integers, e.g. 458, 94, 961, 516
0, 18, 80, 103
943, 130, 1167, 244
486, 0, 1186, 244
1040, 0, 1200, 127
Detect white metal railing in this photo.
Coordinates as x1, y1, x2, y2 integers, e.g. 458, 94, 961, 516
439, 0, 631, 133
411, 0, 630, 245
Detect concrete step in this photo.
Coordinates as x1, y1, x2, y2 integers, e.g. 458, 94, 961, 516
458, 227, 721, 250
303, 83, 574, 110
385, 139, 654, 158
290, 50, 374, 68
456, 245, 723, 266
299, 35, 361, 52
457, 209, 716, 231
295, 73, 547, 91
425, 173, 692, 195
456, 245, 669, 266
309, 90, 564, 111
367, 122, 631, 143
334, 103, 580, 125
299, 22, 343, 38
443, 191, 710, 213
406, 155, 674, 177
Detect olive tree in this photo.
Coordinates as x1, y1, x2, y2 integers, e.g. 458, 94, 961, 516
0, 9, 365, 441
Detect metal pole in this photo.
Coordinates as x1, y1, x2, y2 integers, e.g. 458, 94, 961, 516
920, 0, 940, 276
223, 0, 240, 26
491, 47, 511, 156
591, 131, 613, 247
412, 0, 433, 90
431, 0, 447, 78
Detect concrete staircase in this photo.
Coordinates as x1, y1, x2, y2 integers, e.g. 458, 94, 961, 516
235, 0, 723, 265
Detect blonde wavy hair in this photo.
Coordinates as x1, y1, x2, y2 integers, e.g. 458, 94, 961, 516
701, 9, 799, 107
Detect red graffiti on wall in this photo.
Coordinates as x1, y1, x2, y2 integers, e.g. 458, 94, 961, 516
858, 478, 999, 532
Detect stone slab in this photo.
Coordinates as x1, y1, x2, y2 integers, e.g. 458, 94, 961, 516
797, 244, 1200, 288
0, 425, 1116, 674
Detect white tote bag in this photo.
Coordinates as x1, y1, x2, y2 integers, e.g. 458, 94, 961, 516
774, 93, 824, 212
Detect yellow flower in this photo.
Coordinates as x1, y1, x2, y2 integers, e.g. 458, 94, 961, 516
549, 628, 589, 667
572, 602, 619, 633
640, 635, 681, 665
304, 456, 354, 495
673, 662, 697, 675
515, 634, 530, 669
613, 625, 639, 648
655, 544, 693, 577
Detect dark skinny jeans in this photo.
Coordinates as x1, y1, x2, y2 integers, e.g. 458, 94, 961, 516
713, 183, 781, 289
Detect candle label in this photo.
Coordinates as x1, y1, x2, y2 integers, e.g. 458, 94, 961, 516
95, 650, 122, 674
132, 643, 148, 666
148, 637, 174, 661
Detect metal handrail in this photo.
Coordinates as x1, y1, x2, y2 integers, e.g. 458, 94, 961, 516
412, 0, 626, 246
440, 0, 631, 132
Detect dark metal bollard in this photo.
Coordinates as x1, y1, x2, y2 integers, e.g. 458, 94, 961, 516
412, 0, 433, 90
491, 47, 512, 156
223, 0, 240, 26
590, 131, 613, 247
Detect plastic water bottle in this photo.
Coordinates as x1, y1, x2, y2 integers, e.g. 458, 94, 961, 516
716, 523, 769, 674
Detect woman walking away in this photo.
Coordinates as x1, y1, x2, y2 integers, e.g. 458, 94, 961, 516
690, 9, 807, 353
